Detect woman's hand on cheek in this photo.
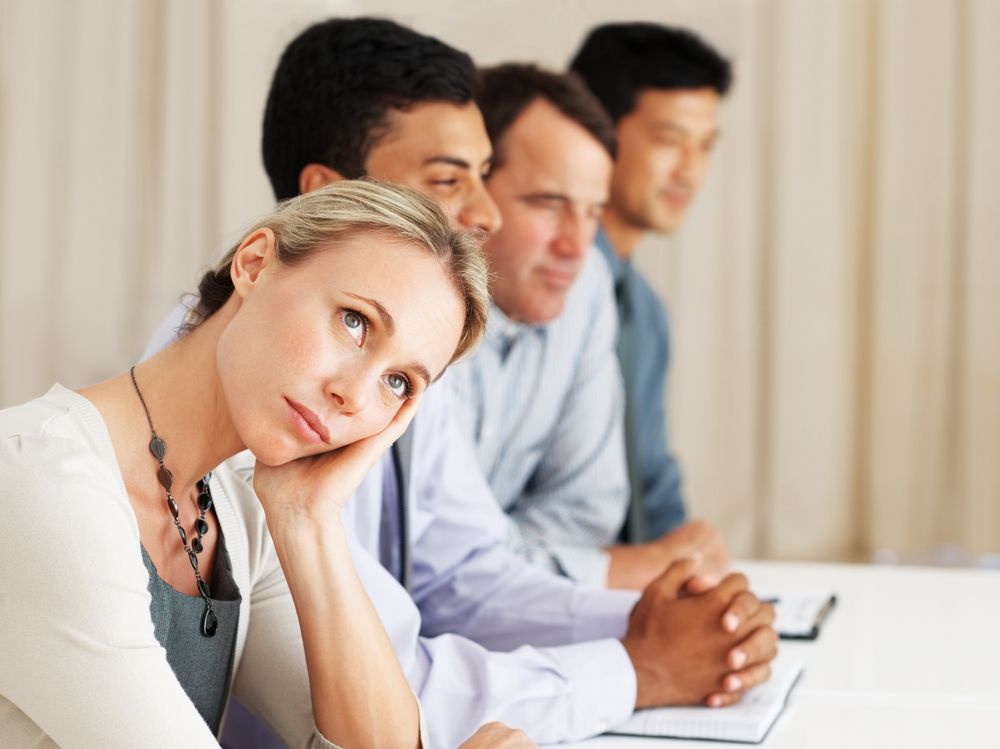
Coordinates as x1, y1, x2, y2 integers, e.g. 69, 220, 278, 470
253, 394, 423, 531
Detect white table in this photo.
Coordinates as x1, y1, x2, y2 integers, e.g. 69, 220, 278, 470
569, 561, 1000, 748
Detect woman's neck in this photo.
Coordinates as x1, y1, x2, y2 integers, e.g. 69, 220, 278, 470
80, 303, 245, 503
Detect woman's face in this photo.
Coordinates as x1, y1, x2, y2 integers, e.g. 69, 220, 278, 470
217, 229, 465, 466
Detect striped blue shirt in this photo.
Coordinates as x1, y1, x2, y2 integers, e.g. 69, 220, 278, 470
449, 248, 629, 586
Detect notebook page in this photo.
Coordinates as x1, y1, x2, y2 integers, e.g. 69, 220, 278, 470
607, 655, 804, 743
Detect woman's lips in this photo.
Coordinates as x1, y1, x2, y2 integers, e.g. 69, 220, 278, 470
284, 397, 331, 445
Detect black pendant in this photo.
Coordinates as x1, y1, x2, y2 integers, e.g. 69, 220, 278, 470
196, 518, 209, 536
149, 437, 166, 461
157, 466, 173, 490
191, 536, 203, 554
201, 606, 218, 638
198, 494, 213, 512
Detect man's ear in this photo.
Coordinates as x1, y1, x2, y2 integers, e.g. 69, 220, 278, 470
230, 228, 277, 300
299, 163, 346, 195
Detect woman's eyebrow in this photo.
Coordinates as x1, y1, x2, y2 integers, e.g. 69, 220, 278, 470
345, 292, 395, 336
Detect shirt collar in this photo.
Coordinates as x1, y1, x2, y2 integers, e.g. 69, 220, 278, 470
484, 301, 543, 358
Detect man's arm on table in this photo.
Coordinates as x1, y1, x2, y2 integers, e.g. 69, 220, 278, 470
348, 529, 638, 747
402, 378, 639, 650
391, 382, 776, 712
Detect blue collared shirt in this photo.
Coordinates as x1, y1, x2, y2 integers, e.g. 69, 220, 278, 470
448, 249, 630, 586
596, 228, 687, 539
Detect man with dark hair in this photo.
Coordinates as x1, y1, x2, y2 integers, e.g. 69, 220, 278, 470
570, 23, 733, 589
148, 20, 776, 747
261, 16, 494, 207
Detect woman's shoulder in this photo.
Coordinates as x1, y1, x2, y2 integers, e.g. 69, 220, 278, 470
0, 389, 152, 643
0, 384, 136, 542
0, 383, 113, 453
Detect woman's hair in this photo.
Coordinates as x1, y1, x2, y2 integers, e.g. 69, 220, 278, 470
187, 179, 490, 364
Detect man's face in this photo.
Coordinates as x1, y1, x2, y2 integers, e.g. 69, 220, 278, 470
610, 88, 720, 234
482, 100, 612, 324
363, 101, 502, 234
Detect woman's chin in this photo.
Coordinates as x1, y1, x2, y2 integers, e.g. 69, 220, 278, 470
244, 433, 306, 467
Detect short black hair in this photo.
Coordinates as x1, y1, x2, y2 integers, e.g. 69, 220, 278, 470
476, 63, 616, 167
262, 17, 478, 201
569, 23, 732, 123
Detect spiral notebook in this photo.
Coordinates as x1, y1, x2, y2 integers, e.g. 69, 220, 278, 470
607, 655, 804, 744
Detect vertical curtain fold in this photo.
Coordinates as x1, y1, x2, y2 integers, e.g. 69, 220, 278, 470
1, 0, 997, 560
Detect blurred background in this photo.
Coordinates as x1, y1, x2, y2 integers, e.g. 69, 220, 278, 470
1, 0, 997, 564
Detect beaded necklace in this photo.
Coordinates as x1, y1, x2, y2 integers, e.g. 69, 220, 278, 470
130, 366, 218, 637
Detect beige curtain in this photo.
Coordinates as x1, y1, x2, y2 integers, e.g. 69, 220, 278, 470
1, 0, 997, 562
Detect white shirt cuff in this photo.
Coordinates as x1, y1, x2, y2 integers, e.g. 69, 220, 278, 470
539, 638, 637, 741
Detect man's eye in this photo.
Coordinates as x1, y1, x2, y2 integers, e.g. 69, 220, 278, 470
343, 310, 367, 345
385, 373, 411, 399
430, 179, 459, 187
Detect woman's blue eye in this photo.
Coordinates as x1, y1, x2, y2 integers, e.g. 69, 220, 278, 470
343, 310, 366, 344
385, 373, 410, 398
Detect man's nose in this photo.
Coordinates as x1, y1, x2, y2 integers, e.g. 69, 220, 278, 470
458, 183, 503, 235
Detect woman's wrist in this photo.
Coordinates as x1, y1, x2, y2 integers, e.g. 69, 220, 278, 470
264, 502, 345, 554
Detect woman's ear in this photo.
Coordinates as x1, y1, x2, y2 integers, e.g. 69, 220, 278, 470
230, 228, 277, 300
299, 163, 345, 195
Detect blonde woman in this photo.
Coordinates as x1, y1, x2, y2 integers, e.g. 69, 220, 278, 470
0, 180, 532, 748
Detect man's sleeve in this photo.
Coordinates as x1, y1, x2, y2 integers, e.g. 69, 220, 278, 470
505, 254, 630, 584
405, 379, 639, 651
350, 527, 638, 748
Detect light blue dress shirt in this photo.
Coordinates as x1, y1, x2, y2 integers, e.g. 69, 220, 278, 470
144, 309, 642, 747
596, 228, 686, 540
448, 248, 630, 586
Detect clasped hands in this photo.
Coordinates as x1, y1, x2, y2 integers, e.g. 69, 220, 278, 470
623, 557, 778, 710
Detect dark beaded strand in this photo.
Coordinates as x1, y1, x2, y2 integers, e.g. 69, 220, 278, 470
130, 366, 218, 637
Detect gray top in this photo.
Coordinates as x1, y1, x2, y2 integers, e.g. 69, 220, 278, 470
141, 528, 241, 735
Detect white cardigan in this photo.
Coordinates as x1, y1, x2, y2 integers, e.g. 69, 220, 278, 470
0, 385, 346, 748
